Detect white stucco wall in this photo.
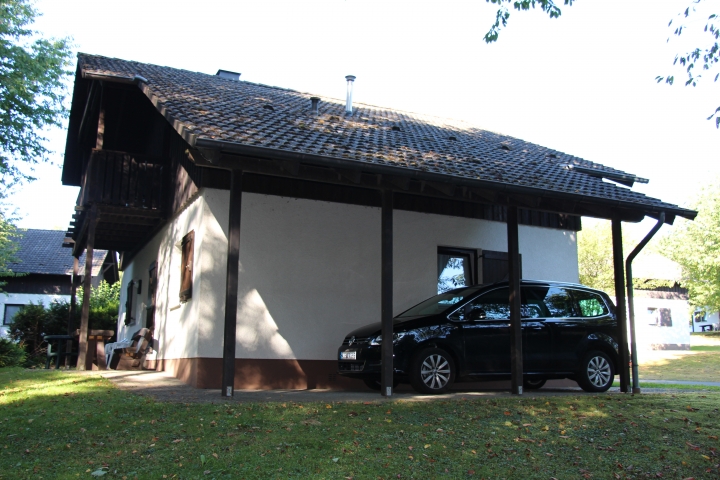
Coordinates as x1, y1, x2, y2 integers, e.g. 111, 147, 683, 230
117, 192, 205, 360
627, 295, 691, 349
123, 188, 579, 363
0, 293, 69, 338
193, 189, 579, 362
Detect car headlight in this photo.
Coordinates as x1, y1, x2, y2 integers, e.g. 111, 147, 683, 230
369, 332, 408, 345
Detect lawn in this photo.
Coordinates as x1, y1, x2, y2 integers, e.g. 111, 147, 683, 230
1, 369, 719, 479
638, 351, 720, 383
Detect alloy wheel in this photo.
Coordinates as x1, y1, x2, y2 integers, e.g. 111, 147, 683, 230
420, 354, 451, 390
587, 355, 612, 388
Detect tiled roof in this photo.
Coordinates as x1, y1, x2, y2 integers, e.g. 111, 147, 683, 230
7, 229, 108, 276
76, 54, 695, 220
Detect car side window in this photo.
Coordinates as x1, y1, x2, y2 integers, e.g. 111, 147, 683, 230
522, 286, 574, 318
572, 290, 610, 317
450, 287, 510, 321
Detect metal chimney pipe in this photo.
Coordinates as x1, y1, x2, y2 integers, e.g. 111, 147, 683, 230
310, 96, 320, 115
345, 75, 356, 114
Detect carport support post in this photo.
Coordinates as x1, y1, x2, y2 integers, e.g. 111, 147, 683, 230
380, 189, 394, 397
222, 169, 243, 397
507, 206, 523, 395
77, 204, 97, 371
612, 216, 630, 393
66, 256, 80, 368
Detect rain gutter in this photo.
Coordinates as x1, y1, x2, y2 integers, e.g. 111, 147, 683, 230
625, 212, 666, 394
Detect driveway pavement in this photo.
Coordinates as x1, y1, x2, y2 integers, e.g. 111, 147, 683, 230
84, 369, 715, 404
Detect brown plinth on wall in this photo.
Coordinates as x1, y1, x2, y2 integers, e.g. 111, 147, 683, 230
146, 358, 363, 391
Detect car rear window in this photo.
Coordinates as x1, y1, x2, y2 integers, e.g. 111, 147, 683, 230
572, 289, 610, 317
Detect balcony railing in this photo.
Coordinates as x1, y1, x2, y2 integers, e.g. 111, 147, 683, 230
80, 149, 164, 210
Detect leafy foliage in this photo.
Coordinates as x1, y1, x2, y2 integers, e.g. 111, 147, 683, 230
0, 0, 73, 189
7, 302, 66, 364
77, 280, 121, 331
0, 215, 20, 289
0, 337, 25, 367
655, 1, 720, 127
577, 221, 617, 294
661, 184, 720, 312
7, 281, 120, 365
483, 0, 573, 43
633, 278, 680, 291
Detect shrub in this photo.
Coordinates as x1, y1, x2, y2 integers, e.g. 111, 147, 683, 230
7, 303, 61, 363
0, 337, 26, 367
7, 281, 121, 365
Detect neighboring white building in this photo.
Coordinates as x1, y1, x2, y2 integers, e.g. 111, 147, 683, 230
1, 229, 116, 337
628, 252, 690, 350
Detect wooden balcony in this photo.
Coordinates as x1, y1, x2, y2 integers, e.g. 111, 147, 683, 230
79, 149, 164, 209
66, 149, 167, 256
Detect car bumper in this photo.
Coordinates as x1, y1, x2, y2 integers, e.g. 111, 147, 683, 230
337, 344, 408, 378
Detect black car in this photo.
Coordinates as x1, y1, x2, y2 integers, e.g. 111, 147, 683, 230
338, 280, 619, 394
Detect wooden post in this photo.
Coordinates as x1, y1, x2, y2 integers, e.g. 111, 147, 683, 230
66, 256, 80, 368
612, 216, 630, 393
380, 189, 394, 397
77, 205, 98, 370
221, 170, 242, 397
507, 206, 523, 395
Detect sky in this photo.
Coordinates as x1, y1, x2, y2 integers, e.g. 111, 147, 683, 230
9, 0, 718, 237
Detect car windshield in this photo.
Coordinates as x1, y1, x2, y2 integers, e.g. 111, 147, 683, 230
397, 286, 484, 318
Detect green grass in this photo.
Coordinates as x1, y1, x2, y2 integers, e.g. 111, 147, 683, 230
638, 351, 720, 383
1, 369, 720, 479
691, 345, 720, 351
614, 381, 720, 392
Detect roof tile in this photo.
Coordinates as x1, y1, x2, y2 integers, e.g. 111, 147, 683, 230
77, 54, 693, 218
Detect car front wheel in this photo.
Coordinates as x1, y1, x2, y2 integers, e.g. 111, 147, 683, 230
577, 350, 615, 392
409, 348, 455, 394
523, 378, 547, 390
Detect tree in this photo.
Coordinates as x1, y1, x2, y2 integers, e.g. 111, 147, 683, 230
661, 184, 720, 312
483, 0, 719, 127
655, 1, 720, 127
0, 0, 73, 190
0, 215, 20, 288
483, 0, 573, 44
577, 221, 616, 294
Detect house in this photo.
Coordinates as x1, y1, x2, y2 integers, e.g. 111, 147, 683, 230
0, 229, 117, 337
628, 253, 690, 350
60, 54, 696, 393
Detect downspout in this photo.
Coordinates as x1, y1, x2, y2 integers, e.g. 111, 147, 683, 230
625, 212, 665, 394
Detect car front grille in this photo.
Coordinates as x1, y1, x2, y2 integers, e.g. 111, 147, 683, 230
338, 362, 365, 372
342, 336, 369, 346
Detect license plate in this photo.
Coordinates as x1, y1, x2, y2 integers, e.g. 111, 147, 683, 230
341, 351, 357, 360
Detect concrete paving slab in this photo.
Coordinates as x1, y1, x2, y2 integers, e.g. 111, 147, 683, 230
85, 370, 685, 404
